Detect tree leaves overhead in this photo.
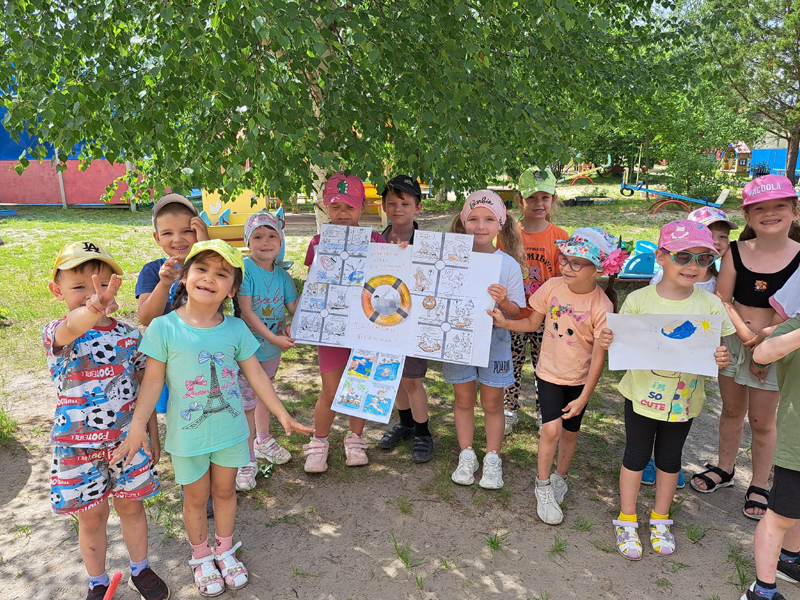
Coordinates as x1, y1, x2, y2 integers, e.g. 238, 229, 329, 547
2, 0, 682, 201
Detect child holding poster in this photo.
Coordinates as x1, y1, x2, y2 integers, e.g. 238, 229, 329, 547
491, 228, 626, 525
446, 190, 526, 489
599, 220, 734, 560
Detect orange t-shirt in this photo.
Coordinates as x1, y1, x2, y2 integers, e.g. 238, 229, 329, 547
500, 222, 569, 318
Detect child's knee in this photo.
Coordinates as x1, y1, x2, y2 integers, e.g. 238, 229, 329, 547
540, 420, 561, 440
454, 394, 476, 411
77, 501, 110, 531
111, 496, 145, 518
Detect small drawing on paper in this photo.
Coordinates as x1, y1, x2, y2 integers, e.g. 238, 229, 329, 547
411, 266, 436, 293
443, 234, 472, 265
296, 314, 322, 339
444, 331, 473, 361
449, 299, 475, 329
374, 354, 403, 381
418, 296, 446, 324
343, 259, 366, 286
347, 352, 376, 379
413, 231, 442, 262
320, 224, 346, 252
335, 379, 366, 409
439, 267, 465, 296
321, 316, 348, 343
327, 285, 349, 313
363, 388, 391, 417
417, 325, 444, 355
301, 282, 327, 310
347, 227, 371, 256
315, 255, 343, 283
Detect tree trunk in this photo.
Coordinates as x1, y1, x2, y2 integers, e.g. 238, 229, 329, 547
786, 132, 800, 185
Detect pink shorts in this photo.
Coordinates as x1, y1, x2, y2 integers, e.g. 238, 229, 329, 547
238, 356, 282, 411
318, 345, 350, 374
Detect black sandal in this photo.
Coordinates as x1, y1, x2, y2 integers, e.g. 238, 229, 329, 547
690, 463, 735, 493
743, 485, 770, 521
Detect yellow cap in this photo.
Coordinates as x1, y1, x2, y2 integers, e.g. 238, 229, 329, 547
185, 239, 244, 271
52, 241, 124, 280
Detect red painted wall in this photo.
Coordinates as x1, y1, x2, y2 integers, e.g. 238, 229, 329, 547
0, 160, 128, 205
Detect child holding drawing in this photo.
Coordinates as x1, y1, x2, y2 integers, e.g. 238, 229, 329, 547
599, 220, 734, 560
302, 173, 387, 473
446, 190, 526, 489
491, 227, 625, 524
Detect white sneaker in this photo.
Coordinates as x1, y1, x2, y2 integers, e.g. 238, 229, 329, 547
479, 451, 504, 489
451, 448, 479, 485
254, 437, 291, 464
503, 410, 518, 435
236, 461, 258, 491
535, 480, 563, 525
550, 471, 569, 503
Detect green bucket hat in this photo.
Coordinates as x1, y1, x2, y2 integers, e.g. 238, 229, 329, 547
519, 165, 557, 197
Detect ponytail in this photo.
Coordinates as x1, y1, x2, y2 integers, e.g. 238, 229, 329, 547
498, 216, 528, 278
603, 274, 619, 312
448, 213, 466, 234
232, 295, 242, 318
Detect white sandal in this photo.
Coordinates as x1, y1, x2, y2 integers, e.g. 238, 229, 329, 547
215, 541, 249, 590
613, 519, 643, 561
188, 554, 225, 597
649, 518, 676, 556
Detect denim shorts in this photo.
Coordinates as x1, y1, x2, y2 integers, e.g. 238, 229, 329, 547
442, 326, 514, 388
170, 439, 250, 485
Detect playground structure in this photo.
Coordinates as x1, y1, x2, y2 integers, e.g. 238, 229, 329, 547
557, 154, 612, 186
719, 142, 751, 175
619, 167, 729, 214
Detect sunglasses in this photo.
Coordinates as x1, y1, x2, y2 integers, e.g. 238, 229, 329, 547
663, 249, 717, 268
557, 254, 594, 272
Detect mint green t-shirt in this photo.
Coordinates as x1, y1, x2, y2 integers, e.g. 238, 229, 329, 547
766, 315, 800, 472
140, 311, 260, 457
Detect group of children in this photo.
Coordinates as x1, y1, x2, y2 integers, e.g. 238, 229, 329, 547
43, 170, 800, 599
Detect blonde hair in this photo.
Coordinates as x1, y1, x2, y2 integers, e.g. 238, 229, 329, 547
515, 191, 560, 222
448, 213, 528, 278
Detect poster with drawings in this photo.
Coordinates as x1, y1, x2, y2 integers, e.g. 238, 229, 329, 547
332, 349, 406, 423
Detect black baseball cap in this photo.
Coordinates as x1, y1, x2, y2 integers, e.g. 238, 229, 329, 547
382, 175, 422, 199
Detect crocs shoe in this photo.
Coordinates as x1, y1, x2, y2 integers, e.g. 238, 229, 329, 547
550, 472, 568, 504
215, 541, 248, 590
235, 461, 257, 491
303, 438, 329, 473
344, 433, 369, 467
535, 481, 563, 525
479, 451, 504, 489
254, 437, 291, 464
677, 469, 685, 489
642, 458, 656, 485
188, 554, 224, 597
128, 567, 170, 600
503, 410, 518, 435
613, 520, 642, 561
649, 518, 675, 556
451, 448, 479, 485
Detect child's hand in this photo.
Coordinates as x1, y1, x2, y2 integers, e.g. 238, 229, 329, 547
487, 284, 508, 305
112, 427, 151, 466
190, 216, 210, 242
562, 395, 589, 419
748, 359, 768, 383
744, 326, 775, 349
273, 334, 296, 352
488, 307, 508, 327
158, 256, 182, 285
599, 328, 614, 350
397, 241, 410, 249
86, 274, 121, 316
276, 413, 315, 437
714, 345, 730, 369
150, 435, 161, 465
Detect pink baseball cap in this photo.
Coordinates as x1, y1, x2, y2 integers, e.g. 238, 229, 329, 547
740, 174, 797, 209
244, 211, 284, 245
323, 172, 365, 209
460, 190, 507, 227
658, 219, 718, 254
687, 206, 738, 230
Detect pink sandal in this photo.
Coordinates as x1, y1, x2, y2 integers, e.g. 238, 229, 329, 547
344, 433, 369, 467
215, 541, 248, 590
188, 554, 225, 597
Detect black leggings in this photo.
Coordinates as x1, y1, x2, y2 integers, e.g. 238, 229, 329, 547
622, 400, 693, 473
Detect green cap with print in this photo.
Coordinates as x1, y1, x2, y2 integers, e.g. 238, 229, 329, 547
519, 165, 557, 197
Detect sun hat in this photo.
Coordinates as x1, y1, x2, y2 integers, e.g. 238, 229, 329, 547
244, 211, 284, 246
519, 165, 557, 197
687, 206, 738, 230
555, 227, 628, 275
185, 239, 245, 271
460, 190, 507, 227
740, 174, 797, 209
151, 193, 199, 229
658, 220, 718, 254
52, 241, 124, 280
323, 173, 366, 209
382, 175, 422, 200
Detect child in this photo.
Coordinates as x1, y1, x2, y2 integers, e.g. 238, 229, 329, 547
492, 228, 625, 524
45, 241, 167, 600
233, 211, 299, 490
376, 175, 434, 463
691, 175, 800, 521
302, 173, 387, 473
644, 205, 738, 488
447, 190, 526, 489
600, 220, 734, 560
743, 316, 800, 599
499, 166, 568, 434
115, 240, 313, 595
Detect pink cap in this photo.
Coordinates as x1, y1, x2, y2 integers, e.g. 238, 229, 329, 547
323, 173, 365, 209
658, 219, 718, 254
740, 174, 797, 209
687, 206, 738, 230
460, 190, 507, 227
244, 211, 284, 246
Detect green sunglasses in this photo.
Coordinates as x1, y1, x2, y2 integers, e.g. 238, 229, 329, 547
663, 249, 717, 268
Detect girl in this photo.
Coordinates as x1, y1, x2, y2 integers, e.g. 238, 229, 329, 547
492, 228, 625, 524
302, 173, 387, 473
691, 175, 800, 521
499, 165, 568, 434
447, 190, 526, 489
600, 220, 734, 560
115, 239, 313, 596
233, 211, 299, 491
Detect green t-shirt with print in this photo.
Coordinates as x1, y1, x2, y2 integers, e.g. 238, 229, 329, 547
766, 314, 800, 472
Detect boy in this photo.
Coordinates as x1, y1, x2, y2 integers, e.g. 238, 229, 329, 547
45, 241, 167, 600
376, 175, 434, 463
744, 318, 800, 599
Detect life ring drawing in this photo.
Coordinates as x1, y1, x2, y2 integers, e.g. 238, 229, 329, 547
361, 275, 412, 326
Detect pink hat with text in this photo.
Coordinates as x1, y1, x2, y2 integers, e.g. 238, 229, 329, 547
460, 190, 507, 226
323, 172, 365, 209
740, 174, 797, 209
658, 219, 718, 254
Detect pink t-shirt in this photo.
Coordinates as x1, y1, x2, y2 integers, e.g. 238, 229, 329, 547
529, 277, 613, 386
